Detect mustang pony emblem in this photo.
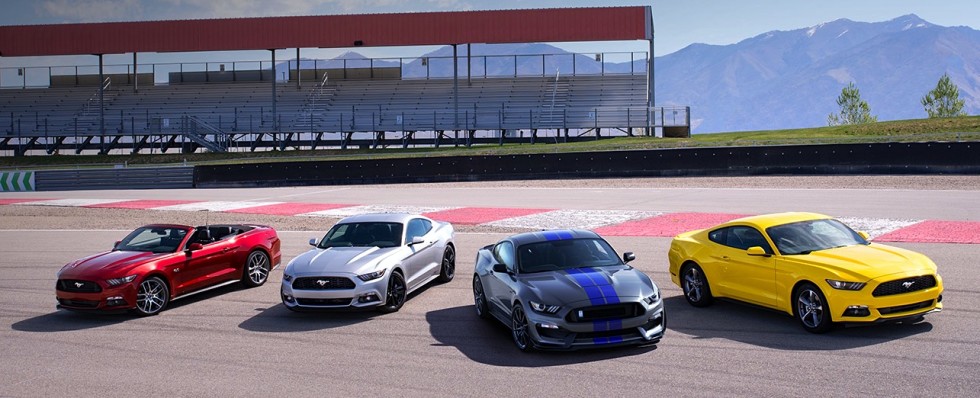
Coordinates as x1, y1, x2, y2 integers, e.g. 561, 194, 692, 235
317, 279, 330, 286
75, 282, 84, 288
902, 281, 916, 289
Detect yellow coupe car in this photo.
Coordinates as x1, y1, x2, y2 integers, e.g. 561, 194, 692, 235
668, 212, 943, 333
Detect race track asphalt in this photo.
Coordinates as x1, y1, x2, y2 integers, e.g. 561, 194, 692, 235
1, 177, 978, 397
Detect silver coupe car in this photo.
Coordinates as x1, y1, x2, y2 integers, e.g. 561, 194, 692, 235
473, 229, 665, 351
281, 213, 455, 312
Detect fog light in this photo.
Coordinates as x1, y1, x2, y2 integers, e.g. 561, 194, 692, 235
282, 293, 295, 303
537, 322, 559, 330
842, 305, 870, 317
357, 293, 381, 303
106, 296, 127, 307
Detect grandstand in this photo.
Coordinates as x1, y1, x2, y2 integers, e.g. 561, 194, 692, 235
0, 6, 691, 155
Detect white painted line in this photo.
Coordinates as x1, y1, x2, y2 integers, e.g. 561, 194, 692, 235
153, 201, 284, 212
485, 209, 662, 230
300, 205, 457, 218
16, 198, 129, 207
837, 216, 921, 239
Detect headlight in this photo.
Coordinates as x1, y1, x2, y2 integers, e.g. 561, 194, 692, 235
529, 301, 560, 314
826, 279, 866, 290
644, 288, 660, 304
106, 275, 137, 286
358, 269, 386, 282
282, 274, 294, 283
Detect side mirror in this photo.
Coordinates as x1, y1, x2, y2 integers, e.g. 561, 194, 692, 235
857, 231, 870, 241
113, 240, 122, 250
492, 263, 509, 274
309, 238, 318, 247
746, 246, 770, 257
186, 243, 204, 253
623, 252, 636, 263
409, 236, 425, 246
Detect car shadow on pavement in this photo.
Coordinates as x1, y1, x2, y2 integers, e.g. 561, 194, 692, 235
11, 311, 131, 332
664, 296, 934, 350
238, 304, 380, 332
426, 305, 657, 367
12, 283, 248, 332
238, 283, 437, 332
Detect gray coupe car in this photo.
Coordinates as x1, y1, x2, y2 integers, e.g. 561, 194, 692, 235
281, 213, 455, 312
473, 229, 665, 351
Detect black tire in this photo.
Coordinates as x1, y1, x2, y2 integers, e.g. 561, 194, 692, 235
473, 275, 490, 319
242, 250, 271, 288
511, 303, 534, 352
681, 263, 713, 307
794, 282, 833, 333
134, 276, 169, 316
378, 271, 407, 313
437, 245, 456, 283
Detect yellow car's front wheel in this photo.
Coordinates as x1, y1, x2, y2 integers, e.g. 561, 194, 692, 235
794, 283, 833, 333
681, 263, 713, 307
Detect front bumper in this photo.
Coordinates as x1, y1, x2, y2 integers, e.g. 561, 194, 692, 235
55, 280, 137, 312
523, 299, 666, 350
828, 275, 944, 323
281, 272, 388, 310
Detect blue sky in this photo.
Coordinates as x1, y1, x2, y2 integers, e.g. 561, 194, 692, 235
1, 0, 978, 65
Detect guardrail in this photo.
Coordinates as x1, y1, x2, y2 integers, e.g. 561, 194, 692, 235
34, 166, 193, 191
19, 142, 976, 191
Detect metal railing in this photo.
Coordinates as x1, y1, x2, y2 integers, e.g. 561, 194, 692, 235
0, 51, 649, 88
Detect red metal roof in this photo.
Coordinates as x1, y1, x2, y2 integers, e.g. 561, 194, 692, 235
0, 7, 651, 57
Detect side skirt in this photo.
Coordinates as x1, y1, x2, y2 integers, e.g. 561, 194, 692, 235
173, 279, 240, 302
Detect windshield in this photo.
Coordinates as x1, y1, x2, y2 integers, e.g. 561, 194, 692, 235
517, 238, 621, 273
318, 222, 404, 249
116, 226, 188, 253
766, 219, 868, 255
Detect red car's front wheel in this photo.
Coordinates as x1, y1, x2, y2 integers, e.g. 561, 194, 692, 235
135, 276, 169, 316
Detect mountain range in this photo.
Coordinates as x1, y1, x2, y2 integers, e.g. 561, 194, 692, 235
299, 14, 979, 133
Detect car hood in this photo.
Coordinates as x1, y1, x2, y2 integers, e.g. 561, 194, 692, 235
288, 246, 401, 275
59, 250, 167, 278
786, 243, 936, 280
520, 266, 654, 307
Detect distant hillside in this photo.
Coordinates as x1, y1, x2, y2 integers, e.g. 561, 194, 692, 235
655, 14, 980, 132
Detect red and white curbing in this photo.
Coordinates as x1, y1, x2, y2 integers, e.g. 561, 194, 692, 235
2, 198, 979, 244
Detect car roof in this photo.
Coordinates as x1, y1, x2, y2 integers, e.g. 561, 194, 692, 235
725, 212, 833, 229
337, 213, 423, 224
506, 229, 601, 246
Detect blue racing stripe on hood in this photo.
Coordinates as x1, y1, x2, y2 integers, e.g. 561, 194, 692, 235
540, 230, 574, 241
566, 267, 620, 305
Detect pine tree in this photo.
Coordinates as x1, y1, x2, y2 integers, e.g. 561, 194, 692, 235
921, 73, 966, 118
828, 82, 877, 126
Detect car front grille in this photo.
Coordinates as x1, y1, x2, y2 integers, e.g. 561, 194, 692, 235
56, 279, 102, 293
296, 297, 353, 306
292, 277, 356, 290
57, 298, 100, 308
872, 275, 937, 297
878, 299, 934, 315
566, 303, 644, 323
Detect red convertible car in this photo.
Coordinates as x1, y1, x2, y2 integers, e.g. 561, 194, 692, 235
56, 224, 281, 315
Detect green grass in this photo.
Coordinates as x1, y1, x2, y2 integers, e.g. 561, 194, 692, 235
3, 116, 979, 170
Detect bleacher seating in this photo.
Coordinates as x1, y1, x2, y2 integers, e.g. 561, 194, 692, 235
2, 73, 650, 138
